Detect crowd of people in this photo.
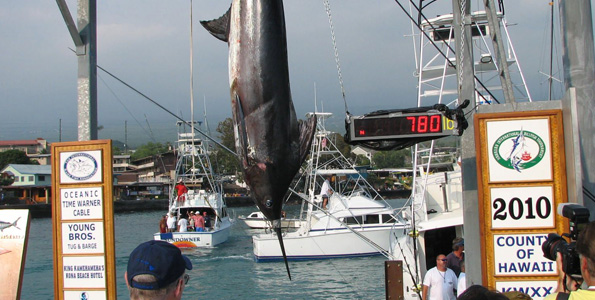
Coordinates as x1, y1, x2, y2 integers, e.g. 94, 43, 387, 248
158, 211, 213, 233
146, 216, 595, 300
421, 221, 595, 300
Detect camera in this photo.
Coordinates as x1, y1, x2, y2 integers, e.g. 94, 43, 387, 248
542, 203, 590, 277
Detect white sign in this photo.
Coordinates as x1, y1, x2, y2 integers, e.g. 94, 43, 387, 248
62, 256, 106, 289
64, 290, 106, 300
490, 186, 555, 229
60, 150, 103, 184
493, 233, 556, 276
487, 118, 552, 182
496, 280, 558, 300
60, 187, 104, 220
61, 222, 105, 254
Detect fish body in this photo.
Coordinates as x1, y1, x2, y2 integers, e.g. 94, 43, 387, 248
201, 1, 316, 278
0, 217, 20, 232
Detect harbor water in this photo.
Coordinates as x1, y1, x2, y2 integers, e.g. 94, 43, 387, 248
21, 203, 404, 299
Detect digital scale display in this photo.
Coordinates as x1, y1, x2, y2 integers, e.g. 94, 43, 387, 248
348, 112, 458, 141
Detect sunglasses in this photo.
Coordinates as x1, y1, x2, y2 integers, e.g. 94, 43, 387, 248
183, 274, 190, 285
438, 259, 447, 261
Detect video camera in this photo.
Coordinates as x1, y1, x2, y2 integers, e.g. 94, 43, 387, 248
541, 203, 590, 277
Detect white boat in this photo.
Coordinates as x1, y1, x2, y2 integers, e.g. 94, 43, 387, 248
239, 211, 303, 229
252, 112, 406, 261
388, 6, 532, 298
153, 121, 232, 248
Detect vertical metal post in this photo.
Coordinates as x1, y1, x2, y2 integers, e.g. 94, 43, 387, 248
454, 0, 483, 288
77, 0, 98, 141
483, 0, 515, 103
559, 0, 595, 213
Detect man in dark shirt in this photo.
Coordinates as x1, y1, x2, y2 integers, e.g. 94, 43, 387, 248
446, 237, 464, 277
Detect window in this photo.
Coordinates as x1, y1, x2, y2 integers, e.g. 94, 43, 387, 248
37, 190, 45, 197
14, 177, 19, 182
29, 176, 34, 182
365, 214, 380, 224
21, 176, 24, 182
344, 216, 363, 225
382, 214, 397, 223
39, 175, 46, 181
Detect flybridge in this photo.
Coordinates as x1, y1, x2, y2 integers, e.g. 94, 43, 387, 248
344, 100, 469, 151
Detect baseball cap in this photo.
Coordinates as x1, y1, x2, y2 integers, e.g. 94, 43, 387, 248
127, 240, 193, 290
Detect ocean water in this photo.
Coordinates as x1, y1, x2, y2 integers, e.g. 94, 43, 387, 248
21, 204, 395, 299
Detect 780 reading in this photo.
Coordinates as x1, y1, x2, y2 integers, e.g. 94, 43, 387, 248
490, 186, 555, 229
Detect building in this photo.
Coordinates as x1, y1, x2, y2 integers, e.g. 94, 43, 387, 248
0, 138, 50, 165
0, 164, 52, 204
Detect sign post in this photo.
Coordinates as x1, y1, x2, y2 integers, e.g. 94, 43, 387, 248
51, 140, 116, 300
475, 110, 567, 299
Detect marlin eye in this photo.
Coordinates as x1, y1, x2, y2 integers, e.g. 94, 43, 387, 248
265, 199, 273, 207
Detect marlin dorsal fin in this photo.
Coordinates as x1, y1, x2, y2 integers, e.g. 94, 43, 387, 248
199, 5, 231, 42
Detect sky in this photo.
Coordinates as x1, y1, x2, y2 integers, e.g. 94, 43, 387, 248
0, 0, 577, 147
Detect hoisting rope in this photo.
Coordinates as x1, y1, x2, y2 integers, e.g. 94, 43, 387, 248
323, 0, 350, 115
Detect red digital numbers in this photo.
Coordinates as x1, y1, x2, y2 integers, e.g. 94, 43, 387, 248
406, 115, 441, 133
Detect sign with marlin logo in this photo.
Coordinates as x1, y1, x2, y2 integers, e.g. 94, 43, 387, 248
487, 118, 552, 182
0, 209, 30, 300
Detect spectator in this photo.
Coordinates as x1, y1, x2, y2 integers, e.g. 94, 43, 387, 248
446, 237, 464, 277
545, 221, 595, 299
422, 254, 458, 300
125, 240, 192, 300
457, 285, 507, 300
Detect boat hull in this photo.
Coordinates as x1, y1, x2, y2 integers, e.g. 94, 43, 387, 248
253, 226, 394, 261
153, 221, 231, 248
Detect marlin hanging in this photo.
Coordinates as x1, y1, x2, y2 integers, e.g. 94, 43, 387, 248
201, 0, 317, 280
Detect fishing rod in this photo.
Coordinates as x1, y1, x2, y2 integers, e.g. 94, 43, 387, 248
68, 47, 238, 158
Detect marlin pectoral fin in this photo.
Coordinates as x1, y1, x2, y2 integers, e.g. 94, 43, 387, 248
234, 93, 249, 161
200, 5, 231, 42
297, 116, 317, 163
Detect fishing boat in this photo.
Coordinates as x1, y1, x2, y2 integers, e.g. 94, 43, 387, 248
387, 4, 533, 298
153, 122, 232, 248
238, 211, 303, 229
252, 112, 406, 261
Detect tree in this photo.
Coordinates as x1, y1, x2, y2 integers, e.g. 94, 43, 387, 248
372, 148, 411, 169
130, 142, 170, 160
212, 118, 241, 177
0, 150, 38, 170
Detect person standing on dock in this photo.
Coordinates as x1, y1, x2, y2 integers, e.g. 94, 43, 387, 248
446, 237, 464, 277
545, 221, 595, 300
422, 254, 458, 300
125, 240, 192, 300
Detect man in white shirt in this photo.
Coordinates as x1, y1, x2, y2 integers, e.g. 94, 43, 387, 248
422, 254, 458, 300
320, 176, 333, 209
166, 213, 176, 233
177, 217, 188, 232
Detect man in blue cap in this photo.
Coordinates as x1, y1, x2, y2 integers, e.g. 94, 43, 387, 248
125, 240, 193, 300
446, 237, 464, 277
